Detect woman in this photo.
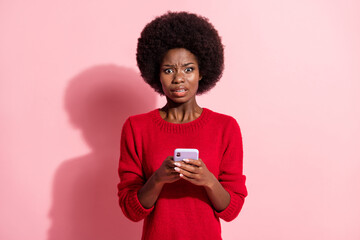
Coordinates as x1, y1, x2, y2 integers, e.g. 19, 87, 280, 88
118, 11, 247, 240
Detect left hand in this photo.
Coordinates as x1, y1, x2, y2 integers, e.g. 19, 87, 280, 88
174, 158, 216, 188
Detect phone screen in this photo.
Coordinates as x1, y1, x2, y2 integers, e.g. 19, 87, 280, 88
174, 148, 199, 161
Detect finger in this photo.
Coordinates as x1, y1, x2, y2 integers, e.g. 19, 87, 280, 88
174, 167, 196, 179
166, 162, 176, 168
179, 173, 197, 184
168, 166, 179, 174
175, 161, 199, 174
183, 158, 202, 167
170, 172, 181, 178
165, 156, 176, 167
168, 173, 181, 182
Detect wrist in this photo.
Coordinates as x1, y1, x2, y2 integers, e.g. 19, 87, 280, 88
204, 173, 218, 191
152, 171, 165, 187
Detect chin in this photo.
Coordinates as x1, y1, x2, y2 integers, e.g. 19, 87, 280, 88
169, 98, 189, 104
164, 89, 197, 104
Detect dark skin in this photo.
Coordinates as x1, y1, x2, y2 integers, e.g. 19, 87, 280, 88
137, 48, 230, 212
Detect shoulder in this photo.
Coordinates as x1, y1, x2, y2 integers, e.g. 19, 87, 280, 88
206, 108, 240, 129
123, 109, 158, 129
128, 109, 157, 122
206, 109, 242, 143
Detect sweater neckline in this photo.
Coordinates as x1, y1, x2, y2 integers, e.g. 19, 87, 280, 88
151, 108, 211, 133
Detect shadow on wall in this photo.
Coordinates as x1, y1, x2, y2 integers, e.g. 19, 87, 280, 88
47, 65, 157, 240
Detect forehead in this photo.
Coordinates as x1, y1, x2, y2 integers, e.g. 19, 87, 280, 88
162, 48, 198, 64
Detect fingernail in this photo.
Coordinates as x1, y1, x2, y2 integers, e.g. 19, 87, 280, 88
174, 162, 181, 167
183, 159, 189, 162
174, 167, 180, 172
180, 173, 183, 177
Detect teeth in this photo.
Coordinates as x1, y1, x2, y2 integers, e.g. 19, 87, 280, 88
175, 89, 185, 92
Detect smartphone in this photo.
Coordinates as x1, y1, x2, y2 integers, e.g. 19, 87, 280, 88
174, 148, 199, 162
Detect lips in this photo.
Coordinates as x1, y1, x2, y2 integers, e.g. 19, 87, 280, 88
170, 86, 188, 97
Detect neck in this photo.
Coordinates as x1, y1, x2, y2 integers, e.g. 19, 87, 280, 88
160, 98, 203, 123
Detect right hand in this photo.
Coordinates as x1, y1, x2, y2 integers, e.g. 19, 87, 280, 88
154, 156, 180, 184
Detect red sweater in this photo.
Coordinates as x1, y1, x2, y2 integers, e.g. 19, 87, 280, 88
118, 108, 247, 240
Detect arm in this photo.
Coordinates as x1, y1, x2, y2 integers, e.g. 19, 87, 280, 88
118, 118, 153, 222
175, 117, 247, 221
204, 174, 231, 212
137, 156, 180, 209
136, 173, 164, 209
214, 117, 248, 221
175, 158, 230, 212
118, 119, 181, 219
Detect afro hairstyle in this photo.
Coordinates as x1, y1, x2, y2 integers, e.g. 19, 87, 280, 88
136, 11, 224, 95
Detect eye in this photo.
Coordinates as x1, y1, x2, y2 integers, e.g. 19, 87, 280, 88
184, 67, 194, 73
164, 68, 174, 74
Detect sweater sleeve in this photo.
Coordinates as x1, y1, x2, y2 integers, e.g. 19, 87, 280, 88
117, 118, 153, 222
214, 117, 248, 222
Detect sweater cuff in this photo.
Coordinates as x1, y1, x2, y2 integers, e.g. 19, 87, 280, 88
128, 190, 154, 220
214, 190, 243, 222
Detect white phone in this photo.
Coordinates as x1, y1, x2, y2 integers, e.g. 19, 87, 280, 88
174, 148, 199, 162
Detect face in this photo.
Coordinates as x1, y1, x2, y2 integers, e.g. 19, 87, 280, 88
160, 48, 202, 103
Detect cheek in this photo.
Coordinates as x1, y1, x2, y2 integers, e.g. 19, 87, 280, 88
160, 76, 171, 92
189, 74, 200, 87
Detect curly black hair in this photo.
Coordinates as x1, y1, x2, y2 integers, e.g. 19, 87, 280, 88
136, 11, 224, 95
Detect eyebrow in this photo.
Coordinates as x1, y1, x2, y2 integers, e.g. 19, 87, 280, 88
162, 62, 195, 67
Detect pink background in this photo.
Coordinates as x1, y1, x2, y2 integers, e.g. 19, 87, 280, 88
1, 0, 359, 239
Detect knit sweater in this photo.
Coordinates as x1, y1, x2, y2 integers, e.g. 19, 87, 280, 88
117, 108, 247, 240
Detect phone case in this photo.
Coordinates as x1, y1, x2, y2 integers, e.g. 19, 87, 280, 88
174, 148, 199, 161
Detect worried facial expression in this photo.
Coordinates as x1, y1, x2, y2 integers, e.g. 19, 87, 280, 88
160, 48, 202, 103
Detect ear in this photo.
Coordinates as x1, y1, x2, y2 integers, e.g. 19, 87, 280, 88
199, 75, 203, 81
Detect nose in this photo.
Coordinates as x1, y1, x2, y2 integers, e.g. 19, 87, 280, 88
172, 71, 185, 83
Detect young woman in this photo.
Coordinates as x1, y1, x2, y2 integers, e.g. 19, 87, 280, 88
118, 11, 247, 240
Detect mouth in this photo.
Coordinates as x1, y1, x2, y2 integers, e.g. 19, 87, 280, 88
171, 87, 188, 97
173, 89, 186, 93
